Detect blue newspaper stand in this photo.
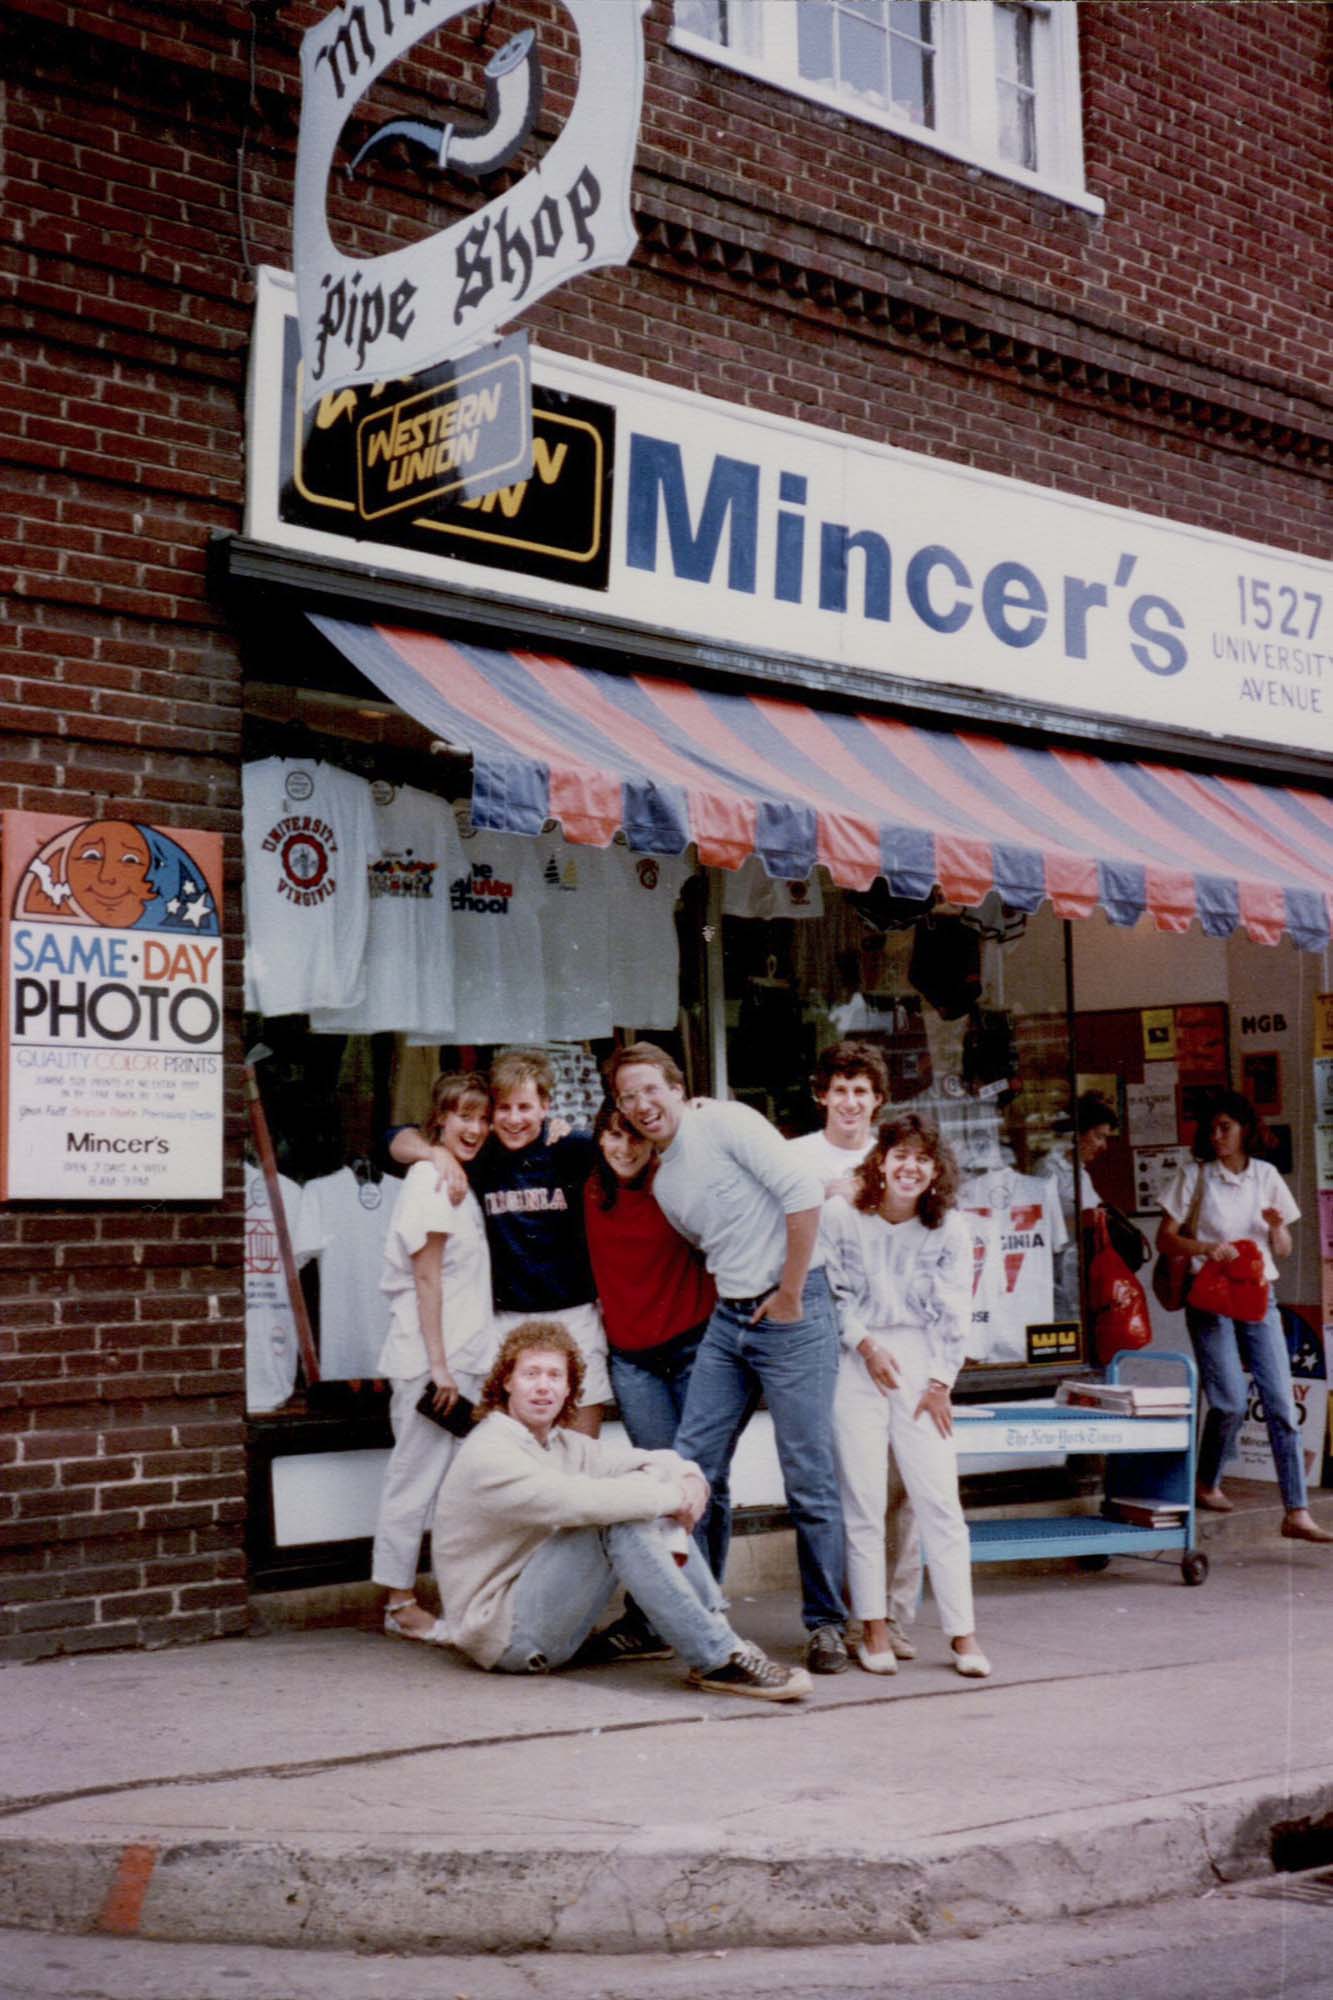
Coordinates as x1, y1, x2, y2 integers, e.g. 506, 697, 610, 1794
955, 1350, 1207, 1586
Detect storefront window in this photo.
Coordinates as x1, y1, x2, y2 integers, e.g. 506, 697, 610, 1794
722, 877, 1081, 1372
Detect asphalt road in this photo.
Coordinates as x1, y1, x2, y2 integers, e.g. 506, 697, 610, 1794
4, 1876, 1330, 2000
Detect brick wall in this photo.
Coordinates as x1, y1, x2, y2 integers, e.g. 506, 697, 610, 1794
1, 0, 1327, 1655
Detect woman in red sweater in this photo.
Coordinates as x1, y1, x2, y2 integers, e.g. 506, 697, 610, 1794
583, 1100, 717, 1455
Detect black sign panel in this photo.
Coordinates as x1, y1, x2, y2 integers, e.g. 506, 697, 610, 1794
277, 315, 613, 591
1026, 1321, 1083, 1365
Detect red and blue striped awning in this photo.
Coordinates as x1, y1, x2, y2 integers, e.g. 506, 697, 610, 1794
311, 614, 1333, 951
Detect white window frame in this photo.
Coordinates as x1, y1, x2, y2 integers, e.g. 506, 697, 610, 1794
671, 1, 1103, 215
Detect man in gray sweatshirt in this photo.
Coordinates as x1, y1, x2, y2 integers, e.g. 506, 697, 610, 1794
607, 1043, 850, 1676
433, 1318, 811, 1701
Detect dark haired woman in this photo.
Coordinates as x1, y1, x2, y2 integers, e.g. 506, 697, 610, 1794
572, 1101, 718, 1662
584, 1101, 717, 1457
822, 1114, 991, 1678
1157, 1090, 1330, 1541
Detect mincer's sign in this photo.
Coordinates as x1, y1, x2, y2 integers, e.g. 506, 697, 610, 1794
293, 0, 648, 405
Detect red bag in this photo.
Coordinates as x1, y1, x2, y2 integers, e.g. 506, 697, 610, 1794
1086, 1210, 1153, 1365
1186, 1240, 1269, 1322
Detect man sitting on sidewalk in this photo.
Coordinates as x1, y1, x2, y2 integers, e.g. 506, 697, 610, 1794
433, 1320, 812, 1702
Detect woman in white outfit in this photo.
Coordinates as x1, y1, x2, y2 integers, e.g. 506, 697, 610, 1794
822, 1113, 990, 1679
372, 1071, 496, 1642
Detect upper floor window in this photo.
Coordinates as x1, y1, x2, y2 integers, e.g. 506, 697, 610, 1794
673, 1, 1101, 212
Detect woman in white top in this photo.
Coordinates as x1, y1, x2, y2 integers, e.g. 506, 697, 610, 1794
1156, 1090, 1330, 1543
822, 1114, 992, 1679
372, 1071, 498, 1641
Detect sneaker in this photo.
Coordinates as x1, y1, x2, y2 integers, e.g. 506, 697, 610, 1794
690, 1646, 813, 1702
805, 1624, 850, 1674
885, 1618, 918, 1661
568, 1613, 673, 1668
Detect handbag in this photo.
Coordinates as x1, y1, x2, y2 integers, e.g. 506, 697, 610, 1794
1087, 1209, 1153, 1364
415, 1386, 476, 1438
1150, 1166, 1205, 1313
1186, 1240, 1269, 1322
1103, 1201, 1150, 1274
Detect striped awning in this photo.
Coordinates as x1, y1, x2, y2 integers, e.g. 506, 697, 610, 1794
311, 614, 1333, 951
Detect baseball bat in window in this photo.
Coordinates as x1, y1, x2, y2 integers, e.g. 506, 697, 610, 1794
244, 1044, 320, 1386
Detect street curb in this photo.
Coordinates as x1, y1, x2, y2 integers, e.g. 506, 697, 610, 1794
2, 1768, 1330, 1954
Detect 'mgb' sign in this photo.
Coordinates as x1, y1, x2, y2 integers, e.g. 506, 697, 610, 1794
293, 0, 648, 405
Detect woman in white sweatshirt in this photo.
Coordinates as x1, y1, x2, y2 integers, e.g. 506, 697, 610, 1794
822, 1113, 991, 1680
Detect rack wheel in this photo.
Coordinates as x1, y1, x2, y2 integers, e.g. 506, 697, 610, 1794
1075, 1554, 1111, 1572
1181, 1550, 1209, 1586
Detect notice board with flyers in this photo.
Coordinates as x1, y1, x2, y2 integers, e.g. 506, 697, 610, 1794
1074, 1003, 1229, 1218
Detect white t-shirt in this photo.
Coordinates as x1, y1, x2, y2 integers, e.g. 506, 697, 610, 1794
653, 1100, 824, 1299
788, 1126, 875, 1192
607, 846, 692, 1029
309, 784, 464, 1038
959, 1167, 1068, 1363
536, 835, 612, 1040
410, 812, 545, 1046
242, 759, 374, 1017
377, 1161, 494, 1382
294, 1168, 400, 1380
244, 1164, 304, 1412
723, 855, 824, 920
1161, 1156, 1299, 1282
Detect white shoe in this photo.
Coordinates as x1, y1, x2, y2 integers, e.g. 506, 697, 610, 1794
952, 1645, 991, 1679
385, 1606, 448, 1646
885, 1618, 917, 1660
855, 1640, 898, 1675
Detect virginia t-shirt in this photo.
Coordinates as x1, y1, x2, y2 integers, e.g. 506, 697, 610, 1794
242, 759, 373, 1017
469, 1128, 598, 1312
959, 1166, 1067, 1363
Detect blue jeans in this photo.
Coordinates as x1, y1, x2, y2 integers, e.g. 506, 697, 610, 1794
1186, 1301, 1307, 1510
674, 1269, 847, 1632
494, 1521, 739, 1675
608, 1321, 708, 1454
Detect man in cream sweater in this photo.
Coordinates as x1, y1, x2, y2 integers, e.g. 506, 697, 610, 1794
433, 1319, 811, 1701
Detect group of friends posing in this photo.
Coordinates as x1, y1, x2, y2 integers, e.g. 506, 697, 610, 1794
371, 1038, 989, 1703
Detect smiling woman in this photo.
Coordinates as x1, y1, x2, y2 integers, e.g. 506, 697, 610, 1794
822, 1114, 992, 1680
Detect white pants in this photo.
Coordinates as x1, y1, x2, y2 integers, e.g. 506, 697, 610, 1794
492, 1301, 612, 1408
833, 1325, 974, 1639
885, 1453, 923, 1629
371, 1367, 483, 1591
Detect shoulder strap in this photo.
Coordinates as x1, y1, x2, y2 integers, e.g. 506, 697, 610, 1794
1184, 1163, 1206, 1238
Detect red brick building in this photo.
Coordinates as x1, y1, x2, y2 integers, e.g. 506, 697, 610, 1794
2, 1, 1329, 1658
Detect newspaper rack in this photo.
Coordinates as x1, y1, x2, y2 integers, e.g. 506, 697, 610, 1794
954, 1350, 1206, 1587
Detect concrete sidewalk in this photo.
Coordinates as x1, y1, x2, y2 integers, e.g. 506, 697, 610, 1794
2, 1505, 1332, 1956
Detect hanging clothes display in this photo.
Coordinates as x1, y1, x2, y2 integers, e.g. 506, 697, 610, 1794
244, 1161, 305, 1413
294, 1164, 400, 1380
958, 1164, 1067, 1363
242, 758, 374, 1017
309, 782, 464, 1039
409, 809, 546, 1047
723, 855, 825, 920
607, 844, 692, 1029
536, 833, 613, 1040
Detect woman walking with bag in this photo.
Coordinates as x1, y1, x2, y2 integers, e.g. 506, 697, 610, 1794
1156, 1090, 1330, 1542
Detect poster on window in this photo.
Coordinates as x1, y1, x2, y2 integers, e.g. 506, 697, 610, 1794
1233, 1305, 1327, 1487
1, 812, 224, 1200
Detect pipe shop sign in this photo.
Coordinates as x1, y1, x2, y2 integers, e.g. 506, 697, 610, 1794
293, 0, 649, 406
